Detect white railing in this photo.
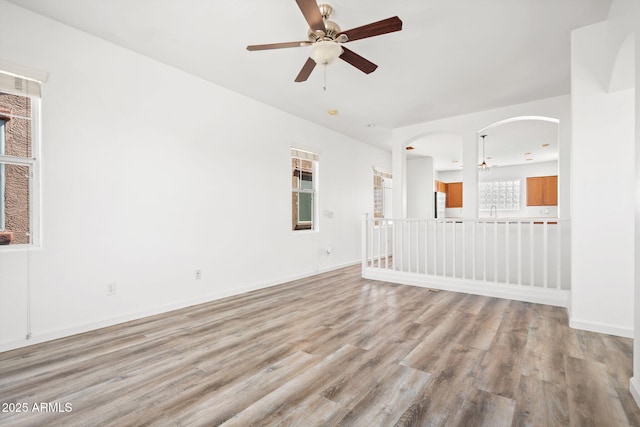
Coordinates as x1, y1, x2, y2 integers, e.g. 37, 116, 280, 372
362, 216, 571, 305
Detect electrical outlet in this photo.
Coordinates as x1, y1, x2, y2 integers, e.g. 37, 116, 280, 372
106, 282, 117, 296
195, 269, 202, 280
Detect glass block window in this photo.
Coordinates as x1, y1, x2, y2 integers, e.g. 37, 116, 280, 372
479, 180, 521, 211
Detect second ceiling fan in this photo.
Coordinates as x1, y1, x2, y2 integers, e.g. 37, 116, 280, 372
246, 0, 403, 82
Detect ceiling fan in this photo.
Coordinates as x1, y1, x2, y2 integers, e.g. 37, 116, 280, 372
246, 0, 403, 82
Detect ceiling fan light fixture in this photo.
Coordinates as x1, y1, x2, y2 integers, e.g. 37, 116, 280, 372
247, 3, 402, 83
310, 40, 343, 65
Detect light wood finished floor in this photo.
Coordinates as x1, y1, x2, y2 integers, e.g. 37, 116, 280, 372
1, 265, 639, 426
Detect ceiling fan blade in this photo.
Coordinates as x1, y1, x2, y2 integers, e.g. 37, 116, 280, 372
295, 0, 326, 32
339, 47, 378, 74
338, 16, 403, 42
247, 41, 311, 51
295, 57, 316, 82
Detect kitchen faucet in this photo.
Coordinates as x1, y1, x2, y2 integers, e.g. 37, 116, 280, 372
490, 205, 497, 218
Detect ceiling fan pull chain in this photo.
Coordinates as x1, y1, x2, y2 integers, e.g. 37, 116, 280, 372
323, 64, 327, 91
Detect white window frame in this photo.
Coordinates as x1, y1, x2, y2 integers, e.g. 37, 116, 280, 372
373, 167, 392, 220
291, 148, 318, 232
0, 119, 5, 231
0, 70, 42, 248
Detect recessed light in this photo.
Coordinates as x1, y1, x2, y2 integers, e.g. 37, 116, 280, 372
406, 146, 415, 151
524, 152, 532, 155
486, 156, 492, 160
452, 160, 459, 163
366, 123, 376, 128
542, 143, 550, 147
328, 109, 338, 116
526, 158, 533, 161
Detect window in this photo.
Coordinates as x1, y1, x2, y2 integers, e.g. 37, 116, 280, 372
373, 167, 392, 220
291, 148, 318, 231
479, 179, 521, 211
0, 70, 41, 246
0, 119, 5, 232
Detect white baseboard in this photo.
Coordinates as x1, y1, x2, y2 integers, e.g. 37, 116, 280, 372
0, 260, 360, 353
363, 268, 570, 307
569, 317, 633, 338
630, 377, 640, 409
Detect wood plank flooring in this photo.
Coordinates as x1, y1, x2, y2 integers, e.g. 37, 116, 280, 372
1, 265, 639, 426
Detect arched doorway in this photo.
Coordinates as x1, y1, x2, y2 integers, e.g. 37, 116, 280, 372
476, 116, 560, 219
403, 132, 463, 219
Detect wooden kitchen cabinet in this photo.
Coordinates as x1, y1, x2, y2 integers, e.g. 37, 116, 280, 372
526, 178, 543, 206
543, 175, 558, 205
526, 175, 557, 206
446, 182, 463, 208
434, 180, 447, 193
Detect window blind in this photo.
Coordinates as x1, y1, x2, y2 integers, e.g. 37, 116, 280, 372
0, 71, 41, 98
291, 148, 318, 161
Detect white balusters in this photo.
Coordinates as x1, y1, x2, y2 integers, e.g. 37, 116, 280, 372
363, 217, 569, 293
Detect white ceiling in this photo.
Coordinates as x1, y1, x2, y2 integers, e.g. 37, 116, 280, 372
6, 0, 611, 150
408, 119, 559, 171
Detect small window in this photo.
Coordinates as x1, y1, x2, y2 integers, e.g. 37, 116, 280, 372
373, 167, 392, 220
291, 148, 318, 231
0, 70, 41, 247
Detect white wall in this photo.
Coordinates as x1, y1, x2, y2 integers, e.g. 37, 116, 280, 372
598, 0, 640, 407
436, 170, 463, 182
0, 1, 391, 350
406, 157, 434, 218
570, 20, 635, 337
